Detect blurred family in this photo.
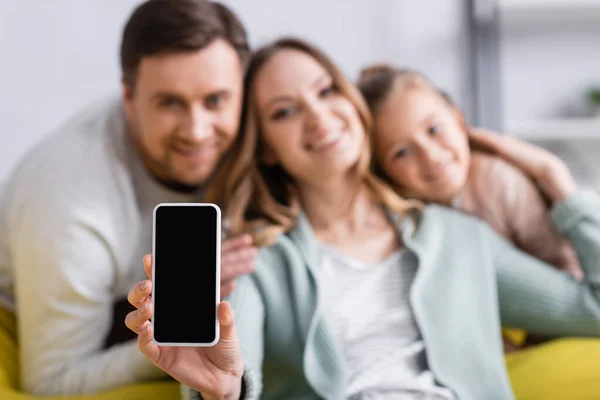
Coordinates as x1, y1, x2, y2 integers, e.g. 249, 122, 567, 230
1, 0, 600, 399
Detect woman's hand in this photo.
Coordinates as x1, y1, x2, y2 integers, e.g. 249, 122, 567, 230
125, 255, 244, 400
469, 128, 576, 203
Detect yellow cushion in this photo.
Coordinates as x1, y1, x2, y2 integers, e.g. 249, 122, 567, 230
1, 381, 179, 400
0, 306, 179, 399
0, 305, 18, 389
502, 326, 527, 346
507, 338, 600, 400
4, 305, 600, 399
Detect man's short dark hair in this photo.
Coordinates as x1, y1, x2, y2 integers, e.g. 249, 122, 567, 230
120, 0, 250, 90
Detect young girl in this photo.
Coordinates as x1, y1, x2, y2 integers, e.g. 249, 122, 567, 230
357, 65, 582, 282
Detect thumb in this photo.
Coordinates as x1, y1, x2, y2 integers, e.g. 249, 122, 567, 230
143, 254, 153, 280
217, 301, 238, 343
210, 302, 243, 375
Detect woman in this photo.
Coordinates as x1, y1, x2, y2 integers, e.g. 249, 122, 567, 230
124, 38, 600, 400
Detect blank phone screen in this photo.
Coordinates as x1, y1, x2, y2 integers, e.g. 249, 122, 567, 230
153, 204, 219, 344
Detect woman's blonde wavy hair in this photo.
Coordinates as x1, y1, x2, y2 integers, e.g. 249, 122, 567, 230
205, 38, 421, 247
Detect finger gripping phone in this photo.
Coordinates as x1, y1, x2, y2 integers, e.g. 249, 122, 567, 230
152, 203, 221, 346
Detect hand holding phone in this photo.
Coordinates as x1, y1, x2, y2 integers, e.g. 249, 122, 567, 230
125, 255, 244, 398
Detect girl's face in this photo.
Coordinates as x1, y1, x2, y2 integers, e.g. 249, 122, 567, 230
373, 82, 471, 203
253, 49, 365, 186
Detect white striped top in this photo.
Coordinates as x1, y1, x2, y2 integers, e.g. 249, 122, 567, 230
318, 243, 455, 400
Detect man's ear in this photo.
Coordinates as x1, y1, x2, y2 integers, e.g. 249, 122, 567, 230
121, 81, 135, 120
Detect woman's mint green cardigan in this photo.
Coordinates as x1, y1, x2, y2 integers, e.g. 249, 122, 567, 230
184, 189, 600, 400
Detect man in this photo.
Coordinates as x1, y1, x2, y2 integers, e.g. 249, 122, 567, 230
0, 0, 255, 395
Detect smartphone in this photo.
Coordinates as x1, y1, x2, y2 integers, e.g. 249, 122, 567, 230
151, 203, 221, 346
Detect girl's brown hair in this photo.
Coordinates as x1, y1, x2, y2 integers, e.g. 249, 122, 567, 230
357, 64, 455, 115
206, 39, 420, 247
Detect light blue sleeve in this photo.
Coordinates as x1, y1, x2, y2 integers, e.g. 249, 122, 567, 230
494, 189, 600, 337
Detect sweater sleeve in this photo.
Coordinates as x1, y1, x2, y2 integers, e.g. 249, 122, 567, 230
493, 189, 600, 337
10, 187, 165, 395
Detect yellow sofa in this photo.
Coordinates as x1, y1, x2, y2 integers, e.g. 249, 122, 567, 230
0, 306, 179, 400
3, 305, 600, 399
506, 338, 600, 400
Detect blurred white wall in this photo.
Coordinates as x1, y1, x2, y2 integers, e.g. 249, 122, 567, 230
502, 26, 600, 120
498, 9, 600, 190
221, 0, 471, 109
0, 1, 141, 181
0, 0, 469, 182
